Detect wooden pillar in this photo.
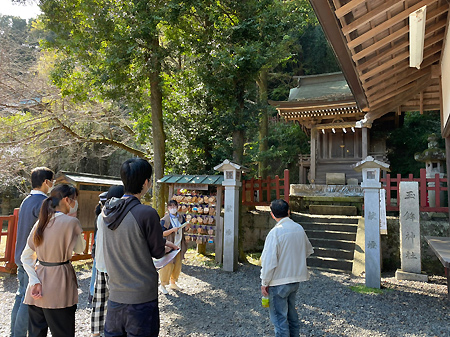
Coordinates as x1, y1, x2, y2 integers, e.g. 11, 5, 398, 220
445, 137, 450, 221
310, 127, 317, 183
299, 155, 303, 184
323, 131, 328, 159
168, 184, 174, 199
362, 127, 368, 158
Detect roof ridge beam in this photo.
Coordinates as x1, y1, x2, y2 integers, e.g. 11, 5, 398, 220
347, 0, 441, 50
341, 0, 404, 36
335, 0, 366, 19
357, 16, 446, 69
362, 52, 440, 92
359, 38, 442, 82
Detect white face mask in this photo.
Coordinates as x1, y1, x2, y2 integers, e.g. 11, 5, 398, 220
47, 180, 55, 194
69, 200, 78, 214
168, 208, 177, 215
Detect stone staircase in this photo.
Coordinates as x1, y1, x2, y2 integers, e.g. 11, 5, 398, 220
291, 212, 359, 273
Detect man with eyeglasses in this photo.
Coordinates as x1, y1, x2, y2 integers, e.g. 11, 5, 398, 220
10, 167, 55, 337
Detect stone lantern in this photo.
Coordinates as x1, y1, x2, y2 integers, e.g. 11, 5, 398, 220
354, 156, 390, 289
214, 159, 248, 272
414, 133, 446, 207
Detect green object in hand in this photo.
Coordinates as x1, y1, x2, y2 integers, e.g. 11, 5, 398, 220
261, 296, 269, 308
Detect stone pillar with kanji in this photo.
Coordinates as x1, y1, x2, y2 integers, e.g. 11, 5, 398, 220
214, 159, 248, 272
354, 156, 390, 289
395, 181, 428, 282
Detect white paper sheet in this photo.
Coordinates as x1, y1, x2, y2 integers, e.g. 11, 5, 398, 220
153, 248, 180, 270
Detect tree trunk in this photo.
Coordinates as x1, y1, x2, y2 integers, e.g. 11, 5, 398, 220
232, 129, 245, 164
232, 90, 248, 263
232, 90, 246, 164
149, 36, 166, 217
257, 68, 269, 178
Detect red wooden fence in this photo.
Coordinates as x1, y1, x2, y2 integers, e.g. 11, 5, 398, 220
0, 209, 19, 273
0, 208, 94, 274
242, 169, 290, 206
381, 168, 448, 212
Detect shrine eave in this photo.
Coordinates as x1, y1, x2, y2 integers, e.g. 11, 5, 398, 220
269, 100, 364, 121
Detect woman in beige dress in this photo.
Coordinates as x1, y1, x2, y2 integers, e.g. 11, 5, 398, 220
21, 184, 85, 337
158, 199, 189, 294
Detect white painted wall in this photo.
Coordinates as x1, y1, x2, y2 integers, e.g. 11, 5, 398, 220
441, 30, 450, 134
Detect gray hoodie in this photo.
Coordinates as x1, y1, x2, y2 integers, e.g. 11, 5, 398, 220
101, 196, 166, 304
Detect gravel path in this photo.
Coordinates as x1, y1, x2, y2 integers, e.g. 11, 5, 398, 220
1, 252, 449, 337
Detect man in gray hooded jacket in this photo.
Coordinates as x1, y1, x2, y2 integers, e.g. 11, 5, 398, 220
101, 158, 178, 337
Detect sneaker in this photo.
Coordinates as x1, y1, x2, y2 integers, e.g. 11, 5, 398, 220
159, 285, 169, 295
169, 283, 181, 291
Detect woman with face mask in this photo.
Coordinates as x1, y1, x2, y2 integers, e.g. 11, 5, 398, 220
158, 199, 189, 294
21, 184, 86, 337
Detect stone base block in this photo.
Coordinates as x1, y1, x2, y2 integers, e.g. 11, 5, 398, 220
326, 173, 346, 185
309, 205, 357, 216
347, 178, 359, 185
395, 269, 428, 282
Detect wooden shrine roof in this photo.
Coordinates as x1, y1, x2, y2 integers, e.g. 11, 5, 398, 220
269, 99, 364, 126
309, 0, 447, 124
159, 175, 224, 185
269, 73, 365, 128
55, 171, 122, 187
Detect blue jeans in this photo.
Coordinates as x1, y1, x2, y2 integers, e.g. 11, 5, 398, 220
269, 282, 300, 337
90, 259, 97, 296
10, 264, 29, 337
104, 299, 159, 337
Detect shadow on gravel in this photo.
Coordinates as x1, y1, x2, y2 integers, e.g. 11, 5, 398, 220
297, 269, 449, 337
170, 264, 449, 336
76, 271, 92, 311
0, 273, 18, 294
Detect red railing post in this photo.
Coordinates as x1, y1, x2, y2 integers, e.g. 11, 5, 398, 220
275, 175, 280, 199
241, 170, 290, 206
384, 173, 392, 209
284, 169, 290, 204
250, 177, 255, 202
396, 174, 401, 196
258, 177, 263, 203
419, 168, 428, 209
266, 176, 271, 202
2, 208, 19, 273
434, 173, 441, 207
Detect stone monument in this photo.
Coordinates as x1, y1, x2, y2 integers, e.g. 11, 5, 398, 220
354, 156, 390, 289
414, 133, 446, 208
395, 181, 428, 281
214, 159, 247, 272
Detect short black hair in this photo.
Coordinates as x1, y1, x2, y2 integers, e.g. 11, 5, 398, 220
120, 158, 152, 194
106, 185, 124, 200
31, 167, 54, 189
168, 199, 178, 207
270, 199, 289, 218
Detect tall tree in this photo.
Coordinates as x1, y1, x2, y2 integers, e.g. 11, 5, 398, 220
38, 0, 189, 215
0, 15, 145, 192
172, 0, 314, 166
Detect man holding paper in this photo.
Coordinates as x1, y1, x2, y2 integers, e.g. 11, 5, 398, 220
159, 199, 190, 294
101, 158, 178, 337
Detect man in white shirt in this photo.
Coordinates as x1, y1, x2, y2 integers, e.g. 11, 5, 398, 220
260, 199, 314, 337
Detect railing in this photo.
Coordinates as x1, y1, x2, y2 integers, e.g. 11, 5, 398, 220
242, 169, 290, 206
0, 208, 94, 274
71, 230, 95, 261
381, 168, 448, 213
0, 209, 19, 273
